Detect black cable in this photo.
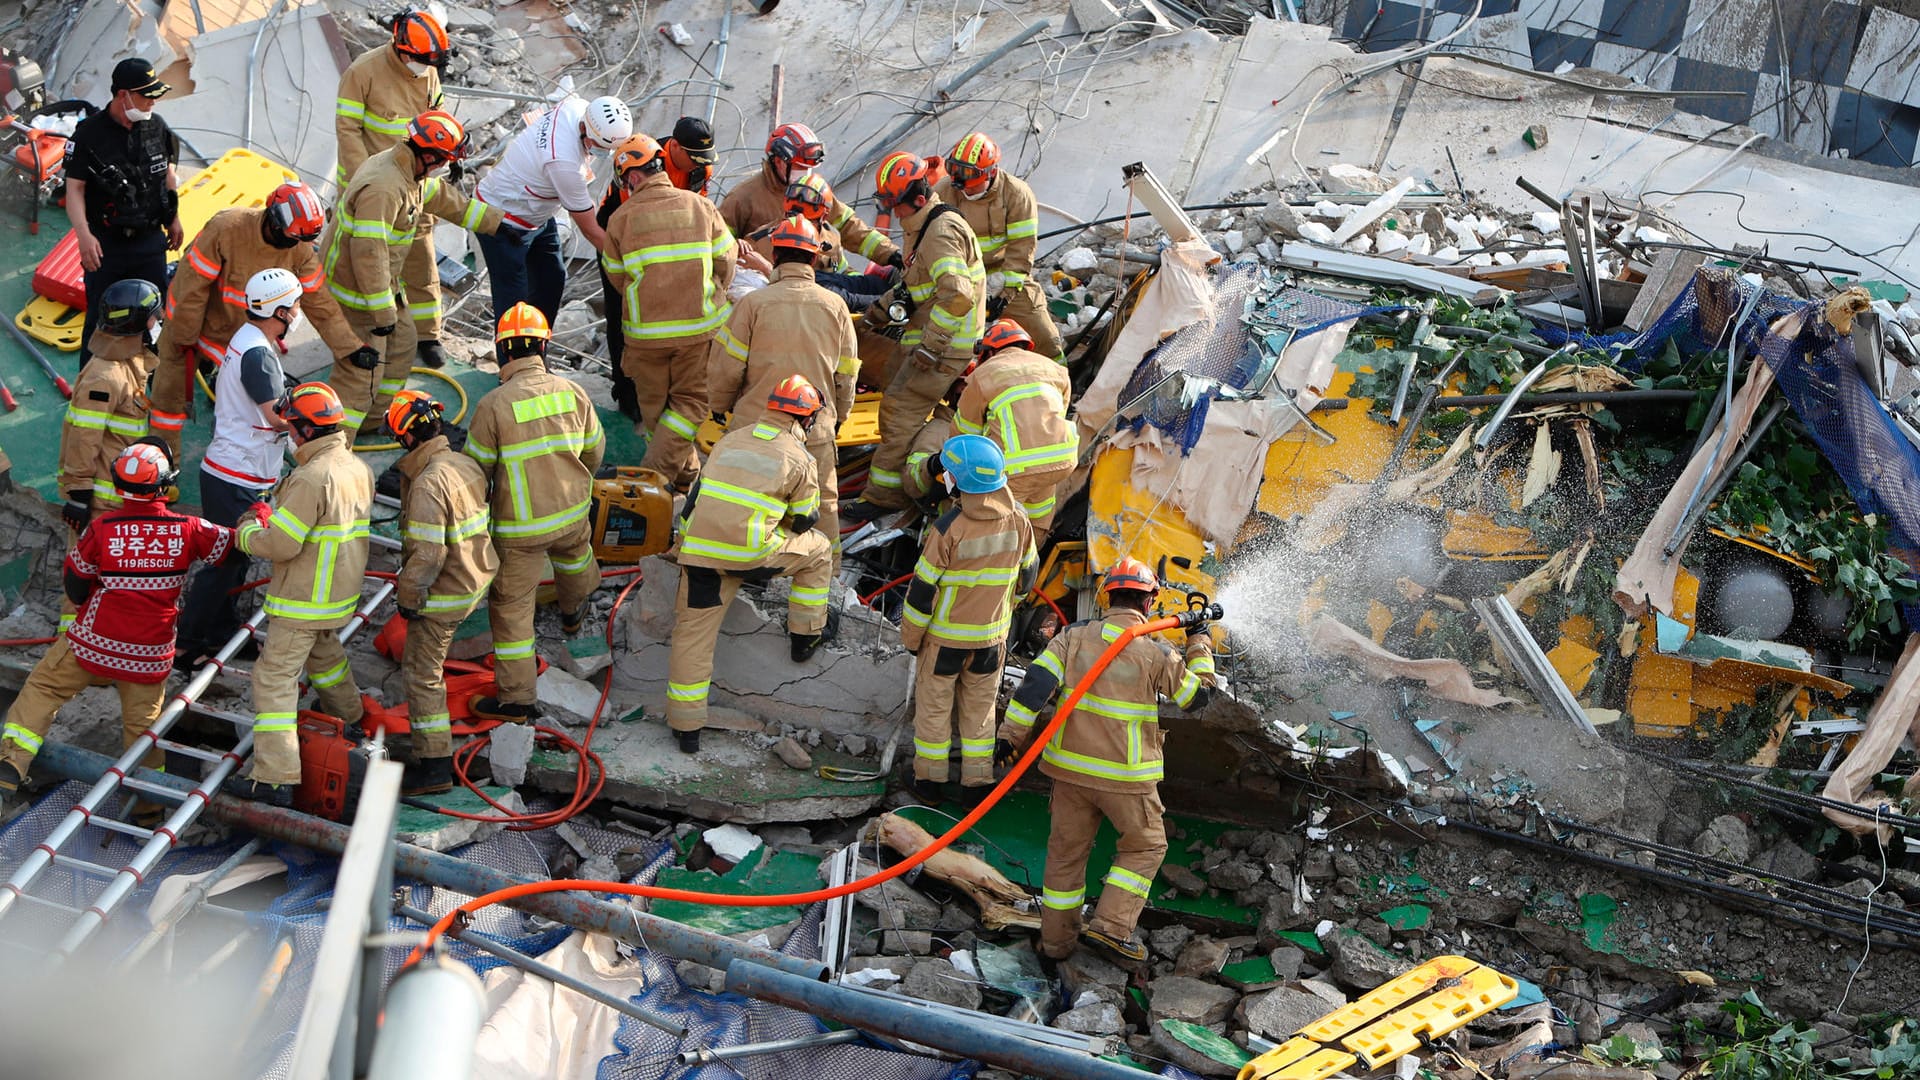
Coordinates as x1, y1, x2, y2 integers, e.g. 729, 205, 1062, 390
1036, 200, 1266, 244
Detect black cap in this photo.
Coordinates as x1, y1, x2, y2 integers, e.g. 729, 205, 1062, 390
672, 116, 715, 163
111, 58, 171, 99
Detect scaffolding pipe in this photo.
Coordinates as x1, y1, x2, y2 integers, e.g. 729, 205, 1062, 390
704, 2, 732, 125
725, 960, 1149, 1080
118, 837, 265, 970
242, 0, 293, 150
833, 18, 1052, 188
395, 903, 690, 1038
675, 1028, 864, 1065
29, 741, 830, 981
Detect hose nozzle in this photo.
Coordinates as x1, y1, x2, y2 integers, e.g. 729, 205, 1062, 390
1177, 602, 1223, 629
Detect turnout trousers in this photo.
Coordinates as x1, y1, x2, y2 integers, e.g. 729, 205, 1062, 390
250, 617, 366, 785
864, 350, 969, 510
401, 614, 460, 759
0, 637, 165, 778
1039, 780, 1168, 959
332, 307, 419, 435
664, 533, 833, 733
911, 642, 1001, 786
624, 339, 710, 488
487, 521, 601, 706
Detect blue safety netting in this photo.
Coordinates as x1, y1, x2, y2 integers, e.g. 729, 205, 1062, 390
1117, 266, 1402, 451
0, 782, 969, 1080
1527, 266, 1802, 367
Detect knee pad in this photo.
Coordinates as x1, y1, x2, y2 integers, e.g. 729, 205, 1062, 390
686, 566, 724, 608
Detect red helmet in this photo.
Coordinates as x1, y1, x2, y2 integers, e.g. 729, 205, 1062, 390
767, 374, 824, 418
946, 132, 1000, 198
278, 382, 346, 436
873, 151, 931, 212
112, 441, 176, 498
407, 110, 471, 162
766, 123, 825, 170
263, 181, 325, 244
978, 318, 1033, 355
391, 9, 452, 67
1102, 557, 1158, 596
768, 215, 821, 257
783, 173, 833, 223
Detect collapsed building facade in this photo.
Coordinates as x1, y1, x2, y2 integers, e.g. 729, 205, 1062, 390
0, 0, 1919, 1077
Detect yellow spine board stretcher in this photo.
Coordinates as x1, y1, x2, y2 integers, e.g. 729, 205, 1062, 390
696, 392, 885, 454
17, 148, 301, 351
1237, 955, 1519, 1080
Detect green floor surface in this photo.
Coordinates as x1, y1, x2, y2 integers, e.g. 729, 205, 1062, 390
0, 208, 65, 497
897, 791, 1256, 925
650, 844, 822, 935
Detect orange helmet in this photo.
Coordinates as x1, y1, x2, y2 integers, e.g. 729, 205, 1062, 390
766, 122, 825, 169
407, 110, 470, 162
1102, 557, 1158, 596
392, 9, 452, 67
385, 388, 445, 441
279, 382, 346, 436
768, 215, 821, 257
946, 132, 1000, 198
979, 318, 1033, 355
766, 374, 824, 419
614, 134, 663, 176
112, 441, 176, 498
783, 173, 833, 223
873, 151, 932, 211
263, 181, 325, 244
496, 302, 550, 357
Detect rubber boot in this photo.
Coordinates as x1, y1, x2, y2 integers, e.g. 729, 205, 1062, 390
403, 755, 454, 796
417, 339, 446, 369
221, 776, 294, 808
469, 696, 541, 723
677, 730, 700, 754
1082, 927, 1148, 963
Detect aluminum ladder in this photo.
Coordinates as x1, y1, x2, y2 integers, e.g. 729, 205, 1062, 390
0, 582, 392, 961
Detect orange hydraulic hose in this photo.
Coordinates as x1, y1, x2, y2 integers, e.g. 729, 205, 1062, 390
409, 611, 1194, 959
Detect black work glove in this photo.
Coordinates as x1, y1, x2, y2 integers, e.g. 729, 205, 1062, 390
448, 161, 467, 184
370, 324, 395, 338
986, 293, 1009, 321
62, 491, 92, 531
398, 606, 423, 622
417, 339, 445, 369
993, 739, 1017, 767
196, 356, 218, 379
347, 345, 381, 371
886, 251, 905, 271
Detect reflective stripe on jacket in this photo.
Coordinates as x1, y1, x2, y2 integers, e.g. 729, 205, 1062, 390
465, 356, 605, 547
897, 201, 986, 357
677, 416, 819, 569
999, 608, 1215, 792
235, 430, 373, 627
394, 434, 499, 618
334, 44, 442, 187
708, 262, 859, 431
319, 144, 500, 324
601, 172, 736, 346
718, 162, 897, 265
933, 171, 1040, 289
901, 485, 1035, 652
59, 333, 156, 507
157, 208, 361, 368
954, 345, 1076, 477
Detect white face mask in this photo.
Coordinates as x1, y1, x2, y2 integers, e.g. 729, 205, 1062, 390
125, 105, 152, 122
145, 320, 162, 346
281, 308, 305, 337
961, 183, 991, 202
405, 60, 432, 77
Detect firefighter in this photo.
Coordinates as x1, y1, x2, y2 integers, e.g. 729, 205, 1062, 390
957, 318, 1077, 536
319, 109, 502, 434
996, 558, 1216, 962
935, 133, 1064, 361
667, 376, 835, 754
227, 383, 374, 806
708, 215, 858, 567
385, 390, 497, 794
719, 123, 897, 268
0, 444, 231, 796
333, 8, 456, 369
600, 133, 735, 487
594, 135, 664, 422
466, 304, 605, 723
845, 152, 987, 519
900, 435, 1035, 803
739, 174, 895, 313
57, 278, 163, 636
475, 94, 632, 321
151, 183, 377, 453
661, 115, 717, 196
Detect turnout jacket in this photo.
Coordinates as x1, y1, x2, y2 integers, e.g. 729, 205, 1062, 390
719, 161, 897, 266
709, 262, 859, 431
901, 485, 1036, 653
999, 608, 1216, 792
159, 208, 361, 368
393, 434, 498, 619
334, 44, 442, 187
64, 500, 232, 681
59, 332, 156, 507
320, 143, 501, 327
677, 414, 820, 570
933, 172, 1041, 290
955, 345, 1076, 480
465, 357, 605, 547
891, 201, 986, 358
601, 171, 737, 348
236, 431, 374, 628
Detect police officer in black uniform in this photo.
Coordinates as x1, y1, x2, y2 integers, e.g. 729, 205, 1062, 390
66, 58, 183, 368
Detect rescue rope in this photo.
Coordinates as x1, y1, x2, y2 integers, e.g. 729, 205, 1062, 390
406, 612, 1192, 960
192, 365, 473, 453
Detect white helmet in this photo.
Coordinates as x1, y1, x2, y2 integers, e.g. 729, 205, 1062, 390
582, 96, 632, 150
246, 266, 303, 319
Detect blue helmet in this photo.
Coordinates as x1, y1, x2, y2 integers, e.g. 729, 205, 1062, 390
941, 434, 1006, 494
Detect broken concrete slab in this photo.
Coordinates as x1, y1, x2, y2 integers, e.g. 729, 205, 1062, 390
1322, 927, 1412, 990
526, 719, 885, 824
1151, 1020, 1240, 1078
1053, 1001, 1125, 1036
617, 557, 909, 740
1173, 936, 1231, 977
485, 722, 536, 787
1147, 975, 1238, 1028
392, 785, 522, 851
1241, 985, 1331, 1040
535, 665, 608, 725
901, 956, 983, 1011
